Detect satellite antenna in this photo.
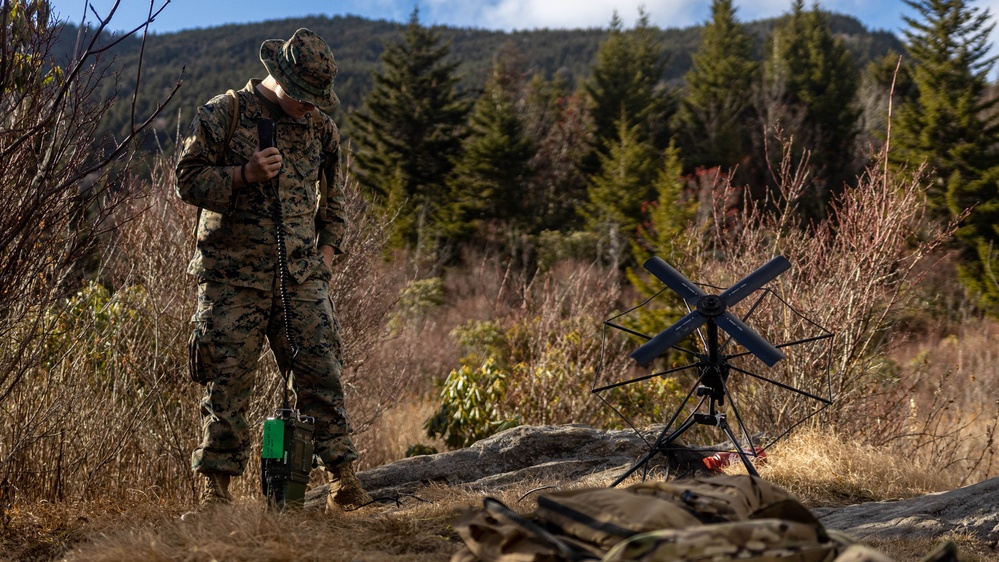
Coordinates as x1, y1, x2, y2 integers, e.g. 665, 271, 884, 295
594, 255, 833, 486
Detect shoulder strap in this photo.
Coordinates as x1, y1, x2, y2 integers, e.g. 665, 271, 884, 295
225, 89, 240, 146
196, 89, 241, 238
213, 89, 240, 165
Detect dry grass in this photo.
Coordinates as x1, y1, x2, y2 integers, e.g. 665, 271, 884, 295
1, 475, 598, 562
3, 498, 463, 562
362, 397, 445, 463
752, 428, 953, 506
3, 447, 998, 562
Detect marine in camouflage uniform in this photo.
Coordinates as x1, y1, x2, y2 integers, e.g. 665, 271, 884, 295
176, 28, 370, 511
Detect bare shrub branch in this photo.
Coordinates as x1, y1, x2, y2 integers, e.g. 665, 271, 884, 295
0, 1, 184, 501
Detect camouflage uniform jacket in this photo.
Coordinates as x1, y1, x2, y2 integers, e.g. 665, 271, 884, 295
176, 79, 347, 291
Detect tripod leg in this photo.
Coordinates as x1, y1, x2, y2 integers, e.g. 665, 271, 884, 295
610, 416, 700, 487
719, 419, 760, 477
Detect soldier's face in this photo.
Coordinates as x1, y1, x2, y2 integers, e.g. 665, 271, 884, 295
274, 84, 316, 119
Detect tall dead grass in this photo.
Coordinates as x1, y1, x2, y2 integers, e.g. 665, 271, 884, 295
3, 496, 462, 562
758, 427, 953, 506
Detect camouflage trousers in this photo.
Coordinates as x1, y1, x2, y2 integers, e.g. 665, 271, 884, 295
188, 275, 357, 476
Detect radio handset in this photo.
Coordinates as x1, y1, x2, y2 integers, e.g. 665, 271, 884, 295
257, 118, 277, 191
257, 118, 275, 150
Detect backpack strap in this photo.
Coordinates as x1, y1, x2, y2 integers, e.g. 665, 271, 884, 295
480, 497, 589, 561
195, 89, 241, 238
210, 89, 240, 166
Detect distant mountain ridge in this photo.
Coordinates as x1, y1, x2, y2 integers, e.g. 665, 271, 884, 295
55, 12, 904, 148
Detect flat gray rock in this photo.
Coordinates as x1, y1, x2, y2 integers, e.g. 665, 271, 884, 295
308, 424, 709, 505
815, 477, 999, 544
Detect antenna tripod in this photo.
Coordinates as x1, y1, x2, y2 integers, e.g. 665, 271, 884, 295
596, 255, 836, 487
610, 318, 760, 487
600, 255, 802, 487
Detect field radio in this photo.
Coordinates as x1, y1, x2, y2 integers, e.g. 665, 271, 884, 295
261, 408, 316, 509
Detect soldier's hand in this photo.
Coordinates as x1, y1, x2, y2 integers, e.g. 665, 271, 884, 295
244, 146, 282, 184
320, 244, 336, 271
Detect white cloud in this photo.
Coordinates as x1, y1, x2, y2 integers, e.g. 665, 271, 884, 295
418, 0, 897, 32
731, 0, 795, 22
422, 0, 714, 31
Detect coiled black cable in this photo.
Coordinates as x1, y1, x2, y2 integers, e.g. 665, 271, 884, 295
272, 186, 300, 362
259, 118, 299, 409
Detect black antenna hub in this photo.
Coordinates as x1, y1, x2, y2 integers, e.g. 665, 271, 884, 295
697, 295, 725, 317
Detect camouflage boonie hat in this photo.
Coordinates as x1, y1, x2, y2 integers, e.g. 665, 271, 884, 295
260, 28, 339, 110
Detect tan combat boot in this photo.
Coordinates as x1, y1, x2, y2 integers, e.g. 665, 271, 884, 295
326, 462, 372, 511
200, 471, 232, 506
181, 472, 232, 521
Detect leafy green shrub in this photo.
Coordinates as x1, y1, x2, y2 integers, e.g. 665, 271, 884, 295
426, 264, 686, 440
503, 313, 686, 429
424, 357, 520, 448
42, 281, 151, 381
597, 375, 687, 428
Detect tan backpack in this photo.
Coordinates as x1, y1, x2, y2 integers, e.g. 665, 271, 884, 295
450, 475, 957, 562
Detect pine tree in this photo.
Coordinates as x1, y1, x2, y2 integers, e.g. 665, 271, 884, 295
952, 167, 999, 311
350, 9, 471, 252
675, 0, 758, 174
582, 117, 659, 269
584, 10, 675, 174
890, 0, 999, 308
630, 142, 698, 270
447, 44, 535, 249
626, 142, 699, 335
892, 0, 999, 313
892, 0, 998, 215
762, 0, 860, 218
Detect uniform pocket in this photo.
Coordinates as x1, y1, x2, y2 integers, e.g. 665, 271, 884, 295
188, 308, 216, 384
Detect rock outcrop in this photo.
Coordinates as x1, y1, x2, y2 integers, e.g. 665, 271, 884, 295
358, 424, 657, 495
307, 424, 661, 505
813, 479, 999, 545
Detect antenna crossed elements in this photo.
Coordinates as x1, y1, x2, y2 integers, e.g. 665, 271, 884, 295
594, 255, 834, 486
